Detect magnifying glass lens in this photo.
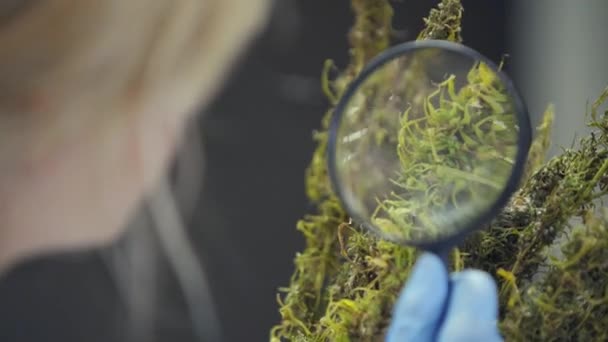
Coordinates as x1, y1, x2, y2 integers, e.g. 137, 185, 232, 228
331, 44, 524, 244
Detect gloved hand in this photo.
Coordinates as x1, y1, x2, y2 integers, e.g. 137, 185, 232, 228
386, 253, 503, 342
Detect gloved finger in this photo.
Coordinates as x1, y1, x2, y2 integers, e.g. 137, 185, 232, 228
385, 253, 449, 342
437, 270, 503, 342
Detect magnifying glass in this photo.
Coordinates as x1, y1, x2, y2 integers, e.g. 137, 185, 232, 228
328, 39, 531, 265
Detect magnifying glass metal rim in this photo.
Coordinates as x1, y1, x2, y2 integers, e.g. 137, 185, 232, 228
327, 39, 532, 252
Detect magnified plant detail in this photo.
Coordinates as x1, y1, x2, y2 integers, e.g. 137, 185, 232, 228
369, 60, 519, 241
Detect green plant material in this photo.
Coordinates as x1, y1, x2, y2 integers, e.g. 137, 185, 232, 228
500, 209, 608, 341
416, 0, 463, 42
523, 105, 555, 179
272, 0, 608, 340
461, 92, 608, 314
371, 61, 519, 242
308, 0, 394, 203
271, 2, 394, 342
272, 2, 463, 341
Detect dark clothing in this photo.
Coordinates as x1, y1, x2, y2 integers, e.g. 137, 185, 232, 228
0, 249, 199, 342
0, 251, 128, 342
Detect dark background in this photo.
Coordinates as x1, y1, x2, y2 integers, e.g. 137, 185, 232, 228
0, 1, 510, 342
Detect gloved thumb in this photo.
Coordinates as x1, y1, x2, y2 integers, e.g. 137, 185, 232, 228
437, 270, 503, 342
385, 253, 449, 342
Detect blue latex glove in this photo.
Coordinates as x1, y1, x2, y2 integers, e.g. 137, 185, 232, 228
386, 253, 503, 342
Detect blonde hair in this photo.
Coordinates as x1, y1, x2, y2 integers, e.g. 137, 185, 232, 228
0, 1, 271, 340
0, 0, 270, 167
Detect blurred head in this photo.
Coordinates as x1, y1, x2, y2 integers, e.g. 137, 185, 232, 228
0, 0, 270, 271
